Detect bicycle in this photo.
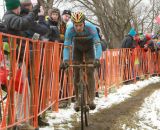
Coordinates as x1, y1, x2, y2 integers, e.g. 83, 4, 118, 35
69, 63, 95, 130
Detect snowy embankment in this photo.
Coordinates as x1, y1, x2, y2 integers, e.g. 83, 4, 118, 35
136, 90, 160, 130
40, 76, 160, 130
122, 85, 160, 130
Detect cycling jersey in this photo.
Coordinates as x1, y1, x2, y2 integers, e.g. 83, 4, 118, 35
63, 21, 102, 61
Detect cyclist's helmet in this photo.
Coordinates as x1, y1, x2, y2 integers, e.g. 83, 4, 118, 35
71, 12, 85, 23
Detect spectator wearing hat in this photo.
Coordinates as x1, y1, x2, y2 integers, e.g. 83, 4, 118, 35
60, 10, 71, 42
62, 10, 71, 24
121, 28, 137, 48
58, 10, 71, 105
121, 28, 137, 82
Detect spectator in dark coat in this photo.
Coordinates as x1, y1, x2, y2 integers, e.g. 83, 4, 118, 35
121, 28, 137, 48
20, 0, 49, 39
2, 0, 40, 36
3, 0, 41, 62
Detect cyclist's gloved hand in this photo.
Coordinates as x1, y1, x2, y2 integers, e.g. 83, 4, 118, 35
60, 60, 69, 70
94, 59, 100, 68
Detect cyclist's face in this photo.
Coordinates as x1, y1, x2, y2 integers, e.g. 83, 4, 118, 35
74, 22, 84, 32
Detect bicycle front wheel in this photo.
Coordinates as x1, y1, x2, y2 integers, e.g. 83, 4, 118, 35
84, 105, 89, 126
80, 82, 89, 130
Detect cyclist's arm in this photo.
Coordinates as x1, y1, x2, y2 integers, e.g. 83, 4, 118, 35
94, 42, 102, 59
63, 26, 74, 61
87, 23, 102, 59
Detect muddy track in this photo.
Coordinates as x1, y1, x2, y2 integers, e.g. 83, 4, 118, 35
71, 82, 160, 130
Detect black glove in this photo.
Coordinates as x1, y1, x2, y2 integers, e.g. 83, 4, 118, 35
60, 61, 69, 70
32, 4, 40, 16
94, 59, 100, 68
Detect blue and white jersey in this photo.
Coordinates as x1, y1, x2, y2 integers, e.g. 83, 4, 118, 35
63, 21, 102, 61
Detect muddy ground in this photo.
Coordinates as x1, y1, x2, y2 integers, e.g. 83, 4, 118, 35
70, 82, 160, 130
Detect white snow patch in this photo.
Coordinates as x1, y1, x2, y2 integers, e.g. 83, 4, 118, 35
122, 77, 160, 130
136, 90, 160, 129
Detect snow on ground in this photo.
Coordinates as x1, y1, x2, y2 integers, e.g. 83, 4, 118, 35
136, 90, 160, 130
122, 81, 160, 130
40, 76, 160, 130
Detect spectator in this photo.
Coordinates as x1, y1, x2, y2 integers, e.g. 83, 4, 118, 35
121, 28, 136, 82
47, 7, 61, 42
20, 0, 49, 39
20, 0, 51, 126
20, 0, 33, 12
60, 10, 71, 42
140, 34, 155, 52
121, 28, 136, 48
59, 10, 71, 103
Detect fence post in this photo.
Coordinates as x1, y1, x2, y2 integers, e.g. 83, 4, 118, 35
33, 41, 40, 127
8, 37, 17, 130
52, 43, 60, 111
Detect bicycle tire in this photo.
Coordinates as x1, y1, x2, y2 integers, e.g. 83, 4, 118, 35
80, 82, 84, 130
84, 106, 89, 126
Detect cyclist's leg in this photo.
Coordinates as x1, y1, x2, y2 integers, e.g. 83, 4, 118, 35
73, 68, 79, 100
73, 47, 83, 111
85, 47, 96, 110
86, 66, 96, 109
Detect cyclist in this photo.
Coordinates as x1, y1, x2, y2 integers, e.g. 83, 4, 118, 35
61, 12, 102, 111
